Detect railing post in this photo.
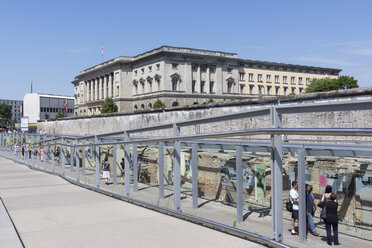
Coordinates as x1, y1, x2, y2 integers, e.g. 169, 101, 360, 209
36, 135, 40, 169
192, 143, 198, 209
95, 136, 100, 188
236, 145, 243, 223
113, 144, 117, 185
173, 124, 181, 211
271, 107, 283, 243
76, 139, 80, 183
70, 140, 74, 172
51, 137, 55, 172
31, 137, 35, 168
158, 142, 164, 199
124, 131, 130, 196
82, 140, 86, 176
43, 137, 46, 171
132, 144, 138, 192
298, 149, 306, 241
61, 137, 65, 176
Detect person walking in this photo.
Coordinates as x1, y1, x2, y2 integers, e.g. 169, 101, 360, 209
120, 158, 125, 184
21, 145, 25, 159
306, 184, 319, 236
318, 193, 340, 245
290, 180, 299, 236
101, 159, 111, 185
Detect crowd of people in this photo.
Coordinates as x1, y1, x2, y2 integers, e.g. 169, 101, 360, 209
290, 181, 340, 246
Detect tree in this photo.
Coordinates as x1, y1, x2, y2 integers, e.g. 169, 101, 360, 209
0, 103, 12, 124
305, 76, 359, 93
101, 97, 118, 114
153, 99, 166, 109
11, 117, 17, 127
206, 98, 214, 104
56, 109, 65, 118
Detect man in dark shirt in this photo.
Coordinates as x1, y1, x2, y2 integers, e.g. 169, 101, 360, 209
120, 158, 125, 184
306, 184, 319, 236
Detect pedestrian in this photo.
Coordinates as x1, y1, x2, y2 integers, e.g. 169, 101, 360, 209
101, 158, 111, 185
290, 180, 299, 236
21, 145, 25, 159
306, 184, 319, 236
28, 146, 32, 159
120, 158, 125, 184
322, 185, 333, 202
40, 147, 45, 162
318, 193, 340, 245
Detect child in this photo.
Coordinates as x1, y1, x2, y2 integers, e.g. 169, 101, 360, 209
120, 158, 125, 184
101, 159, 111, 185
318, 193, 339, 245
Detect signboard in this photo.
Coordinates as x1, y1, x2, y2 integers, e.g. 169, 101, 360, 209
21, 117, 29, 132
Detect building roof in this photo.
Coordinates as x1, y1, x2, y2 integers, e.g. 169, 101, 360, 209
24, 93, 74, 100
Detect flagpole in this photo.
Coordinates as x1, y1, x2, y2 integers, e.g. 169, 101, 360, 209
101, 42, 103, 63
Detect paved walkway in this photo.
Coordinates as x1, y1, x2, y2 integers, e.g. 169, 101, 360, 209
0, 157, 262, 248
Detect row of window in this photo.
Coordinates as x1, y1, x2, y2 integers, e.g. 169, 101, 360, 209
239, 73, 312, 85
191, 80, 215, 93
134, 64, 161, 76
238, 63, 336, 75
40, 107, 73, 113
0, 101, 22, 105
243, 85, 303, 95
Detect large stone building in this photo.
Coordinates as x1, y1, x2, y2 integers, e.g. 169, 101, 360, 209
72, 46, 341, 116
0, 99, 23, 123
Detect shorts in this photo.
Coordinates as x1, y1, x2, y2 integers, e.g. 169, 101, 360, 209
292, 210, 299, 220
121, 171, 125, 177
103, 171, 110, 179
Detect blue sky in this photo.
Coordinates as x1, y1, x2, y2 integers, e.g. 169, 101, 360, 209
1, 0, 371, 100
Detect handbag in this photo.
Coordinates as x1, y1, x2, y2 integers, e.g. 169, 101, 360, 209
286, 195, 293, 212
320, 203, 327, 220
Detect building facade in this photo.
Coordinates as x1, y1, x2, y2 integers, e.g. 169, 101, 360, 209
0, 99, 23, 123
72, 46, 341, 116
23, 93, 74, 124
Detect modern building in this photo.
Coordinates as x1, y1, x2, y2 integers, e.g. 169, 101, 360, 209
72, 46, 341, 116
0, 99, 23, 122
23, 93, 74, 124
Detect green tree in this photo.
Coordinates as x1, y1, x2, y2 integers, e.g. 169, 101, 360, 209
305, 76, 359, 93
56, 109, 65, 118
153, 99, 166, 109
0, 103, 12, 124
206, 98, 214, 104
101, 97, 118, 114
11, 117, 17, 127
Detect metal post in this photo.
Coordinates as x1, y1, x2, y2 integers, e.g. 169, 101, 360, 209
298, 149, 306, 241
43, 139, 46, 171
236, 145, 243, 223
82, 140, 86, 176
271, 107, 283, 243
113, 144, 117, 185
16, 134, 19, 159
191, 143, 198, 209
133, 144, 138, 192
76, 140, 80, 183
36, 136, 40, 169
31, 138, 35, 168
51, 137, 55, 172
124, 132, 130, 196
95, 136, 100, 188
173, 124, 181, 211
158, 142, 164, 199
70, 140, 74, 172
61, 138, 65, 176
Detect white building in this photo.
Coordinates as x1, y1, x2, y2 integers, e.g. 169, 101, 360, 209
23, 93, 74, 124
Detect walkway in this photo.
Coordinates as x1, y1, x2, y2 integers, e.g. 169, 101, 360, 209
0, 157, 262, 248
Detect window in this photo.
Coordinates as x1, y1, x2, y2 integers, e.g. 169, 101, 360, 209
172, 63, 178, 69
227, 68, 232, 73
298, 77, 303, 85
306, 78, 310, 85
275, 75, 280, 84
299, 88, 303, 94
134, 84, 138, 94
291, 77, 295, 85
284, 87, 288, 95
40, 107, 43, 112
258, 86, 263, 96
291, 68, 295, 72
156, 64, 160, 70
266, 74, 271, 83
267, 86, 271, 95
248, 73, 254, 82
258, 65, 262, 69
141, 68, 144, 74
239, 73, 245, 81
283, 67, 287, 71
192, 64, 198, 71
275, 86, 280, 96
249, 85, 254, 94
172, 78, 178, 91
275, 67, 279, 71
210, 67, 215, 73
283, 76, 287, 84
149, 81, 153, 92
240, 84, 245, 94
134, 70, 137, 76
201, 66, 206, 72
209, 81, 214, 93
200, 81, 205, 93
258, 74, 263, 82
227, 82, 233, 93
148, 66, 152, 72
291, 87, 296, 94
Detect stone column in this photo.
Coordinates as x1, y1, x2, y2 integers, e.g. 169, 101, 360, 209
196, 64, 200, 93
206, 66, 210, 94
94, 78, 98, 100
103, 75, 107, 99
111, 73, 116, 98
